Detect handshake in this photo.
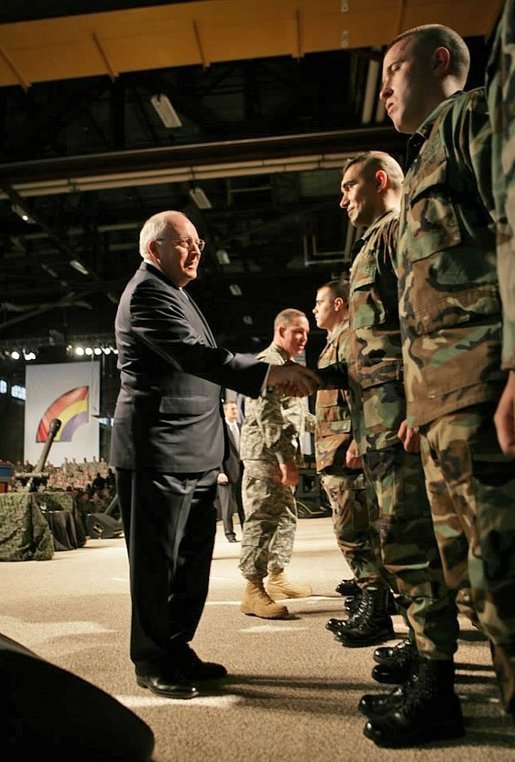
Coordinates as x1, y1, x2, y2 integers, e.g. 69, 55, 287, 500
267, 360, 349, 398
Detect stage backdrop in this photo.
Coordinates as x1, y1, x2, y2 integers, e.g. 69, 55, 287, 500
24, 362, 100, 467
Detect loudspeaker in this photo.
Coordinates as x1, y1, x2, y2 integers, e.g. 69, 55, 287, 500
1, 632, 154, 760
86, 494, 124, 539
86, 512, 124, 539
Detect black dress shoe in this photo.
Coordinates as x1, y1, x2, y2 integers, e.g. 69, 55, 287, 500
136, 673, 199, 699
183, 660, 228, 681
226, 535, 239, 543
178, 645, 228, 681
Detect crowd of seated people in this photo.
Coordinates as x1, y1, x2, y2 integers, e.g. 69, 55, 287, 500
11, 457, 116, 517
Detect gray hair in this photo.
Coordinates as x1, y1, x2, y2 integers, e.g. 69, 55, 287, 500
139, 211, 187, 258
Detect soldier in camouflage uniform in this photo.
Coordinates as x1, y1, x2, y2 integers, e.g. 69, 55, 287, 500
336, 151, 459, 672
313, 279, 393, 643
488, 0, 515, 458
361, 24, 515, 749
239, 309, 317, 619
487, 0, 515, 717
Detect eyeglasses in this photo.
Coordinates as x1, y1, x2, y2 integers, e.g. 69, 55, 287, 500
156, 236, 206, 252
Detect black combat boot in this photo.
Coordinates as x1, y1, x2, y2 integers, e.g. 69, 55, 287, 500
326, 588, 398, 640
335, 577, 361, 597
371, 636, 418, 684
334, 587, 395, 648
344, 594, 361, 615
326, 590, 365, 633
363, 658, 464, 747
343, 588, 398, 616
358, 673, 420, 718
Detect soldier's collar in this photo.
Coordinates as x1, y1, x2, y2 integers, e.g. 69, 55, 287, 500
406, 91, 464, 168
361, 209, 398, 241
270, 343, 291, 363
327, 319, 348, 341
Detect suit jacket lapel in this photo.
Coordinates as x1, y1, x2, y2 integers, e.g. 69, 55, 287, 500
183, 291, 217, 347
140, 261, 217, 347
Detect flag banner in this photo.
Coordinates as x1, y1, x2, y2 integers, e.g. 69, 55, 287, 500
24, 362, 100, 467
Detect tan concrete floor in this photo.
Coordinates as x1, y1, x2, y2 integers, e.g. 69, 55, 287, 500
1, 516, 515, 761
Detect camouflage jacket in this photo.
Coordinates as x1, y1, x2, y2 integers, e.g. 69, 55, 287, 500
486, 0, 515, 370
315, 320, 353, 472
240, 342, 316, 472
398, 88, 506, 427
347, 210, 403, 390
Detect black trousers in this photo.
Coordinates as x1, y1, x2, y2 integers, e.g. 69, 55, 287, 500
116, 468, 218, 675
217, 479, 245, 537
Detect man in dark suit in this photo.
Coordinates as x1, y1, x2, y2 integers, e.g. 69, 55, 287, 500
217, 400, 245, 542
110, 210, 319, 700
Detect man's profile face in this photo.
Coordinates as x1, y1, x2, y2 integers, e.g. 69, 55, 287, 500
313, 287, 339, 331
380, 36, 436, 134
279, 315, 310, 357
151, 214, 202, 287
340, 163, 377, 228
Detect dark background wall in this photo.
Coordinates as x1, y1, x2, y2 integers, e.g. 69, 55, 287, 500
0, 396, 24, 465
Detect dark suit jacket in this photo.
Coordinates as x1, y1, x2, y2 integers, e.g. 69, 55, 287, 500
221, 423, 242, 483
110, 261, 268, 473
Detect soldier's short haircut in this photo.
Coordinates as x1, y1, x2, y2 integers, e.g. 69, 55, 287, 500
273, 308, 307, 331
342, 151, 404, 192
318, 278, 349, 303
387, 24, 470, 85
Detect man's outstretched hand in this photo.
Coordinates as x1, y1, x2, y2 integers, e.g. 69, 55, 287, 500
268, 362, 320, 397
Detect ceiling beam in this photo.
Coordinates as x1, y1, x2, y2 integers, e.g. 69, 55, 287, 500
0, 0, 501, 89
0, 126, 407, 198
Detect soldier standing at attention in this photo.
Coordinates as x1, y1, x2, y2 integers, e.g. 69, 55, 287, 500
339, 151, 461, 735
488, 0, 515, 459
362, 23, 515, 748
313, 279, 395, 647
238, 309, 317, 619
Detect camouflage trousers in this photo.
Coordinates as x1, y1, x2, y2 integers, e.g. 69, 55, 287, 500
239, 469, 297, 579
420, 402, 515, 708
320, 470, 383, 586
363, 444, 459, 659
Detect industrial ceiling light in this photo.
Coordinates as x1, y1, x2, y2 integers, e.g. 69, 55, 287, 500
215, 249, 230, 265
41, 262, 58, 278
11, 203, 35, 224
150, 94, 182, 128
189, 186, 212, 209
69, 259, 90, 275
229, 284, 242, 296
